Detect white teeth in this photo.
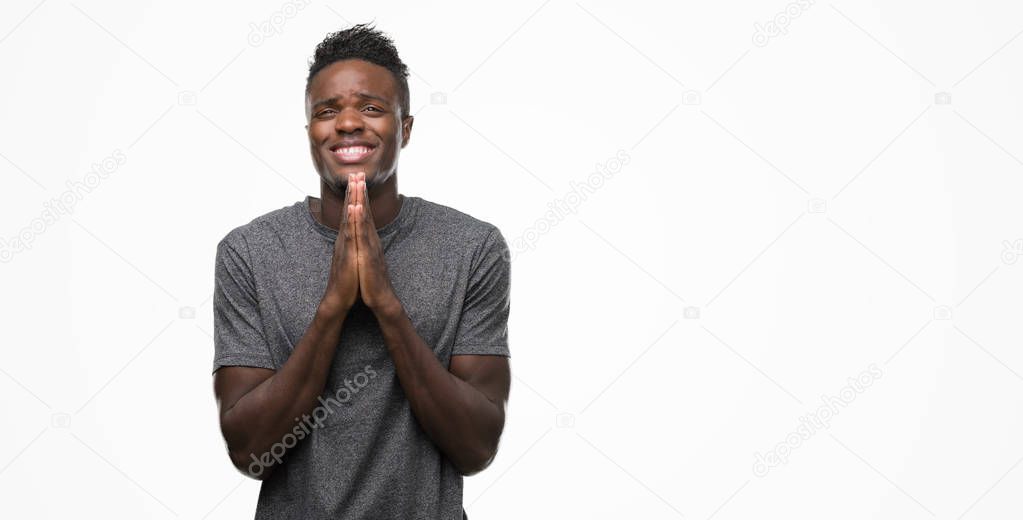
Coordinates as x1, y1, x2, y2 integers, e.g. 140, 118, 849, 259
336, 146, 371, 155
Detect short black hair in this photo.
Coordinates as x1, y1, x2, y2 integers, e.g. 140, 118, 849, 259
306, 23, 411, 118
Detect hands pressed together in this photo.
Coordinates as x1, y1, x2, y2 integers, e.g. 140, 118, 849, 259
314, 174, 507, 478
321, 171, 402, 320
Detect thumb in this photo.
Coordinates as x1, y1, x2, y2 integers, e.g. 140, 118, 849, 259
347, 204, 358, 244
345, 204, 359, 265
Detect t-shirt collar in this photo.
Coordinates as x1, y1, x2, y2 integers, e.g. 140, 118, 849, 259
301, 193, 412, 242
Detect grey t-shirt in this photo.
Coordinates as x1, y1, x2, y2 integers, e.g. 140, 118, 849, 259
212, 194, 510, 519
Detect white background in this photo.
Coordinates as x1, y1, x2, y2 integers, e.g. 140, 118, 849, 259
2, 0, 1023, 518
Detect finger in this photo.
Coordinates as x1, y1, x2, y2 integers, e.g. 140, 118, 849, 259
355, 204, 368, 261
356, 202, 368, 242
347, 204, 360, 264
352, 202, 360, 235
361, 180, 377, 230
341, 173, 354, 227
353, 175, 363, 209
353, 183, 362, 233
361, 182, 382, 246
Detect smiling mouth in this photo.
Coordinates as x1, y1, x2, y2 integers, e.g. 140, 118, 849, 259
331, 145, 376, 164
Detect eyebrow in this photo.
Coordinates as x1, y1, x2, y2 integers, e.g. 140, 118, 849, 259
310, 91, 391, 110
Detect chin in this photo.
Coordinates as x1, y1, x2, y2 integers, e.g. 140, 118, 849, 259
316, 170, 346, 194
320, 168, 378, 191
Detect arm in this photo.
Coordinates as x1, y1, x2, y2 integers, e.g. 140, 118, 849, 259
214, 308, 346, 480
213, 175, 361, 480
348, 173, 512, 475
376, 306, 510, 475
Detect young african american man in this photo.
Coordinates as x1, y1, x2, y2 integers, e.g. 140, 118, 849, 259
211, 24, 511, 519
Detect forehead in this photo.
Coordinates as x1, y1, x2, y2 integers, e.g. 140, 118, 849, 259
307, 59, 398, 103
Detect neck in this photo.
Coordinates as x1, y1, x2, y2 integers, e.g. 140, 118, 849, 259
315, 173, 401, 231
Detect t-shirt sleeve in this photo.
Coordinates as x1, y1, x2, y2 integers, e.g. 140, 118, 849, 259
452, 227, 511, 357
212, 232, 276, 374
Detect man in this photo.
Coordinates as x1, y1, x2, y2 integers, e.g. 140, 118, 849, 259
211, 23, 511, 519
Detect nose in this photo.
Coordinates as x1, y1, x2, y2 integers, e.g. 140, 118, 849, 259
334, 107, 364, 133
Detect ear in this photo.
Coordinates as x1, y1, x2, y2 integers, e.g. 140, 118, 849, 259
401, 115, 414, 148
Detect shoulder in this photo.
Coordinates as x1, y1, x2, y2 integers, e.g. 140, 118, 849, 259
412, 196, 503, 244
410, 197, 510, 272
217, 200, 305, 254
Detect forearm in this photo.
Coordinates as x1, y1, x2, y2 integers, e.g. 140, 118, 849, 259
222, 304, 347, 473
375, 304, 504, 475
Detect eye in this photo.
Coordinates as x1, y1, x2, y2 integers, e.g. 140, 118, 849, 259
317, 109, 336, 118
364, 106, 383, 112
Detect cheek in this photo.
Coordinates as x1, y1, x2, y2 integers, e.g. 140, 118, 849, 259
308, 122, 333, 145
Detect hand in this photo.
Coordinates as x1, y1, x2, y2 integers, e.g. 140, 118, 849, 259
351, 172, 401, 315
319, 173, 360, 318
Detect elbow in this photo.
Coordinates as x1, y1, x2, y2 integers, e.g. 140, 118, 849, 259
455, 413, 506, 476
455, 442, 499, 477
221, 417, 276, 481
228, 446, 276, 481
